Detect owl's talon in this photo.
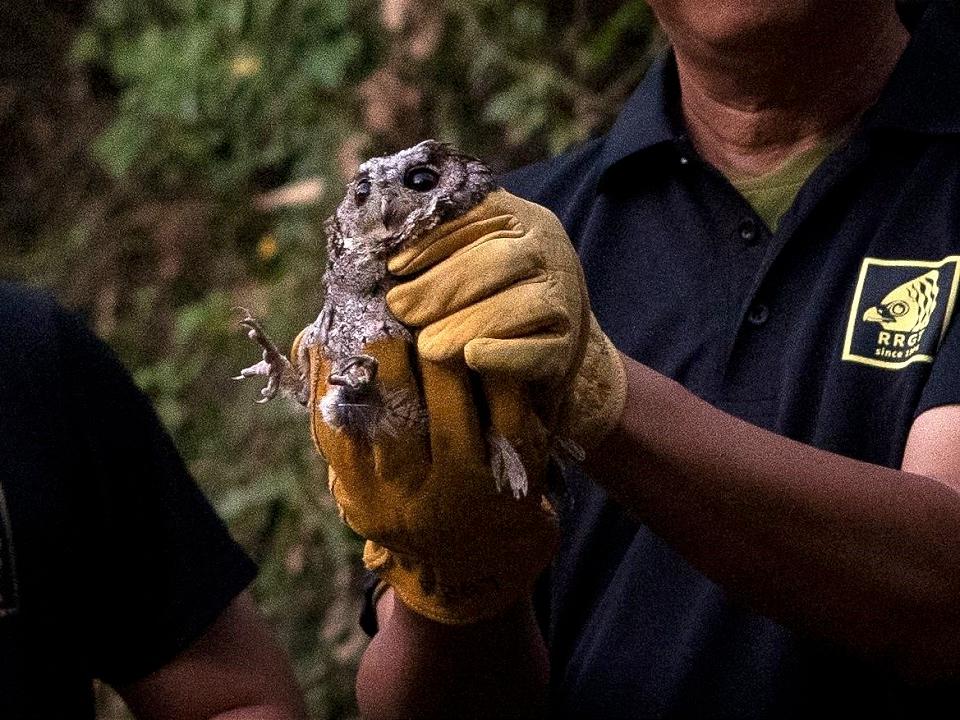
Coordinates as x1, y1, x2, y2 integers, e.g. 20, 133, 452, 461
239, 316, 280, 356
328, 354, 378, 390
234, 312, 306, 405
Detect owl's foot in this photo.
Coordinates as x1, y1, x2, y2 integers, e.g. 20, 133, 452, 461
234, 310, 307, 405
320, 355, 382, 436
487, 430, 528, 499
328, 355, 378, 391
320, 367, 428, 444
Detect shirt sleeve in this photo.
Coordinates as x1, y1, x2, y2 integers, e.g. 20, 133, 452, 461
53, 308, 257, 686
358, 572, 384, 637
914, 309, 960, 419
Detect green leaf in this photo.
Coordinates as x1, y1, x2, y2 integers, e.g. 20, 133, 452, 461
71, 30, 103, 65
509, 3, 546, 39
217, 474, 290, 522
300, 0, 350, 30
111, 27, 163, 80
215, 0, 249, 33
301, 34, 362, 89
166, 0, 200, 21
580, 1, 650, 72
92, 0, 128, 30
93, 114, 150, 178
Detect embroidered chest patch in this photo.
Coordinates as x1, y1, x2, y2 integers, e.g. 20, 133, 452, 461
0, 483, 18, 617
843, 256, 960, 370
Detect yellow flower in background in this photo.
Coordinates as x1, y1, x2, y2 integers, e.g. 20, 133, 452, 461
257, 233, 278, 261
231, 54, 262, 78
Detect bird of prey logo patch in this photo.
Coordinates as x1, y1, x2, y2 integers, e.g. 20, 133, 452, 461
843, 257, 960, 369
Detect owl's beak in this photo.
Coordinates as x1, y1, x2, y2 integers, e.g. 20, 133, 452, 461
380, 194, 403, 231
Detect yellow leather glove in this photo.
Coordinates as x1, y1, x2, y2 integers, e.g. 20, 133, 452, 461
294, 334, 560, 625
386, 188, 628, 456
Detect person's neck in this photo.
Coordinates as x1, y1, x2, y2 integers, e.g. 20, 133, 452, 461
674, 9, 910, 178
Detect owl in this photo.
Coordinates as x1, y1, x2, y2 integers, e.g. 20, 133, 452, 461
236, 140, 528, 497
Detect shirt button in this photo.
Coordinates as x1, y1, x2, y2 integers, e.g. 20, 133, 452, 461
738, 218, 759, 244
747, 303, 770, 326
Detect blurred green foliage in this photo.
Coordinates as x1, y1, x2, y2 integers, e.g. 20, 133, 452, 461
1, 1, 661, 717
73, 0, 378, 191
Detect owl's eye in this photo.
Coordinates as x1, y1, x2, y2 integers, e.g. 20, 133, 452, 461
403, 166, 439, 192
355, 179, 372, 203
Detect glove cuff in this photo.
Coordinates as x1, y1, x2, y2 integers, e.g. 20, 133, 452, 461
363, 497, 558, 625
560, 315, 627, 456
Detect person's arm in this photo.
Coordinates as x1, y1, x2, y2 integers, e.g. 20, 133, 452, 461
381, 189, 960, 686
116, 591, 307, 720
587, 354, 960, 684
46, 305, 307, 713
356, 588, 548, 720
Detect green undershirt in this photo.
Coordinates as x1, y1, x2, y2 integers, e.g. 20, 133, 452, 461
729, 138, 841, 232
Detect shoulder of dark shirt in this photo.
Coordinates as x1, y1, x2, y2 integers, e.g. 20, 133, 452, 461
497, 136, 607, 237
0, 281, 62, 342
0, 282, 69, 394
0, 281, 125, 421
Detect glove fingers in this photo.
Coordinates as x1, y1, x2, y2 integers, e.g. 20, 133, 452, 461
387, 190, 526, 276
389, 211, 520, 276
417, 358, 487, 481
386, 230, 534, 327
482, 378, 550, 498
416, 281, 571, 364
466, 333, 574, 382
350, 338, 430, 490
311, 339, 430, 532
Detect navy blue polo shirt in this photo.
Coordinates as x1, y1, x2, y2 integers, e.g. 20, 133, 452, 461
503, 2, 960, 718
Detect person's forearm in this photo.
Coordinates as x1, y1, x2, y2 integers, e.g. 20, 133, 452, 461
119, 593, 308, 720
588, 354, 960, 682
356, 589, 548, 719
212, 706, 303, 720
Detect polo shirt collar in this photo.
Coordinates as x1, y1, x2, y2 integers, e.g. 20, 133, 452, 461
597, 52, 683, 179
600, 1, 960, 183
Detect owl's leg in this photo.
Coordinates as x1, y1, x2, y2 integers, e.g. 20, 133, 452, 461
234, 312, 307, 405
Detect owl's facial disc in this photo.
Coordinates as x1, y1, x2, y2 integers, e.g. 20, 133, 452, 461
350, 162, 443, 237
332, 140, 493, 261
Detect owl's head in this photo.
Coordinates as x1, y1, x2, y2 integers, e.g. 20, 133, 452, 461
328, 140, 496, 255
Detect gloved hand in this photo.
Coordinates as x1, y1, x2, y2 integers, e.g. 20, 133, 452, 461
294, 334, 560, 625
386, 188, 627, 456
